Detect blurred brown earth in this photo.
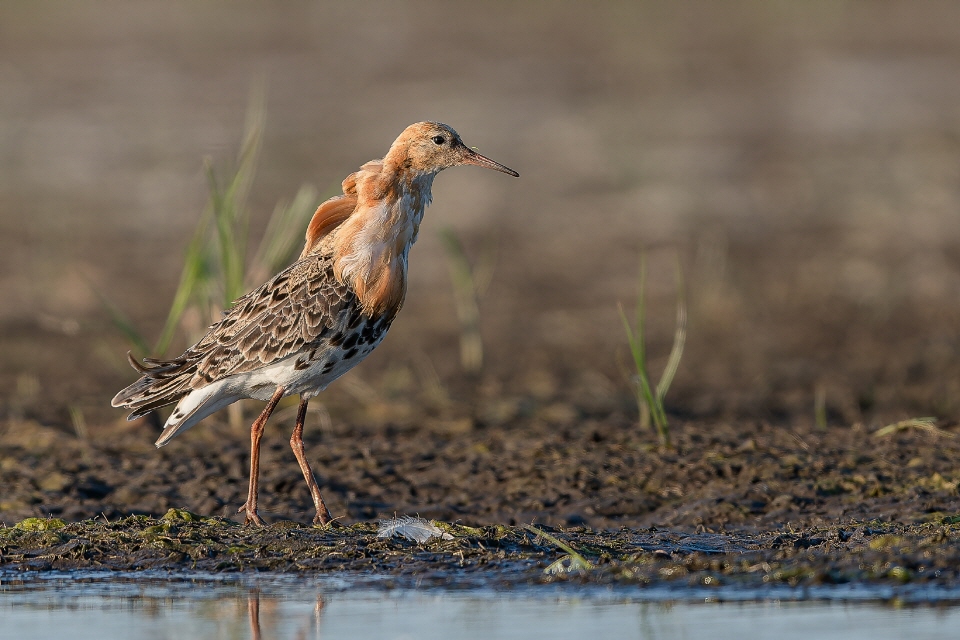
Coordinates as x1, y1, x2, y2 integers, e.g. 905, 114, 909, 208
2, 1, 960, 528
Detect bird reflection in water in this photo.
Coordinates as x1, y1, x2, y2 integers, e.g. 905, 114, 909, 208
246, 589, 325, 640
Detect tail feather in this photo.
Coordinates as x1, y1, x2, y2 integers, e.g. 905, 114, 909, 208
124, 351, 191, 377
111, 352, 195, 415
112, 375, 189, 412
113, 352, 240, 447
155, 382, 237, 447
126, 395, 184, 421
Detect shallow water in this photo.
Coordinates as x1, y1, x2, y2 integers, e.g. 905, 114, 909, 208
3, 573, 960, 640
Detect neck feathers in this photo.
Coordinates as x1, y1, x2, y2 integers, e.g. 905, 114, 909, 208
299, 158, 434, 317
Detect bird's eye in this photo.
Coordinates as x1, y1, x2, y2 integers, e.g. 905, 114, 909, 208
432, 135, 445, 145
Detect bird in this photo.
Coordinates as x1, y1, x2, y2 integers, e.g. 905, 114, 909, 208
112, 122, 518, 526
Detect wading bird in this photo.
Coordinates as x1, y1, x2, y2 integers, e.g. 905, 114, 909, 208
112, 122, 518, 525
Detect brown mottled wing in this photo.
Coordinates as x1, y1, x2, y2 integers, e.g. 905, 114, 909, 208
182, 252, 359, 388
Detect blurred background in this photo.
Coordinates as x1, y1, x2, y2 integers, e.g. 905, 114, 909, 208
3, 0, 960, 436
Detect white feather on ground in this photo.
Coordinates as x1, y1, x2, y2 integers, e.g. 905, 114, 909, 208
377, 516, 454, 543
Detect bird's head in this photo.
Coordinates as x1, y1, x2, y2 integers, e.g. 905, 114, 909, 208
389, 122, 519, 178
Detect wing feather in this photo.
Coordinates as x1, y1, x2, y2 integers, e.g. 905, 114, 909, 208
179, 253, 358, 386
300, 195, 356, 259
112, 252, 362, 416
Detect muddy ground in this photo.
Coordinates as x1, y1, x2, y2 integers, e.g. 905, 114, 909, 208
3, 396, 960, 586
3, 510, 960, 593
3, 2, 960, 587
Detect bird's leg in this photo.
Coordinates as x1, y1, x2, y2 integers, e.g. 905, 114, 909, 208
247, 590, 262, 640
289, 396, 333, 526
239, 386, 285, 526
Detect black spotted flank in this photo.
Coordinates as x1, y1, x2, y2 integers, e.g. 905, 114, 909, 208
343, 347, 358, 360
342, 333, 359, 350
360, 322, 377, 344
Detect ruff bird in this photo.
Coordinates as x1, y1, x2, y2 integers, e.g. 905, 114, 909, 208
112, 122, 518, 525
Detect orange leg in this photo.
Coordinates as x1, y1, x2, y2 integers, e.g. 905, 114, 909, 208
289, 396, 333, 526
238, 386, 285, 526
247, 590, 261, 640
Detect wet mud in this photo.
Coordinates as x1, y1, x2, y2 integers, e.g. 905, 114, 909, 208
2, 413, 960, 590
3, 509, 959, 594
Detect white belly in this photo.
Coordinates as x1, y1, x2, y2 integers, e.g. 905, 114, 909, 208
230, 336, 384, 401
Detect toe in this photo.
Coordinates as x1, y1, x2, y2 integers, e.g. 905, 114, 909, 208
314, 513, 339, 528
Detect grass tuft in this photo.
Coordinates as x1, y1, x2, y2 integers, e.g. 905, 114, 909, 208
101, 93, 320, 365
439, 228, 496, 375
814, 384, 828, 431
618, 253, 686, 449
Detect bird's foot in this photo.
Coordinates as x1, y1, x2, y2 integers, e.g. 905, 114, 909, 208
238, 503, 266, 526
313, 509, 337, 528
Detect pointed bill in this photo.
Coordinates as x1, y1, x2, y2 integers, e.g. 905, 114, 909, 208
460, 148, 519, 177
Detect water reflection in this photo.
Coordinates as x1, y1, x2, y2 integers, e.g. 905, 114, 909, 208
246, 590, 324, 640
3, 574, 960, 640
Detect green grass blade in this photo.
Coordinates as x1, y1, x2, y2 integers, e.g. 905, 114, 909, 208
656, 256, 686, 403
814, 385, 827, 431
619, 251, 681, 449
98, 88, 291, 363
472, 237, 499, 297
618, 303, 658, 421
635, 255, 648, 368
89, 284, 151, 357
523, 524, 595, 573
440, 228, 483, 374
209, 166, 243, 306
232, 103, 263, 208
212, 94, 264, 307
154, 198, 216, 355
252, 184, 319, 279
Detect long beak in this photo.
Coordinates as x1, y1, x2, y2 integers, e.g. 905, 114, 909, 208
460, 148, 519, 177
